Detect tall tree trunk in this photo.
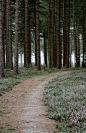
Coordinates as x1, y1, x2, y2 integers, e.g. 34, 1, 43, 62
65, 0, 68, 67
36, 0, 41, 70
83, 0, 86, 67
73, 0, 77, 67
54, 0, 57, 67
82, 35, 84, 67
66, 0, 70, 68
63, 0, 66, 66
6, 0, 9, 68
2, 0, 5, 66
24, 0, 29, 67
9, 0, 13, 70
57, 0, 61, 69
70, 31, 72, 67
0, 0, 5, 78
77, 33, 80, 67
28, 8, 31, 65
51, 0, 54, 67
34, 3, 37, 66
48, 0, 51, 68
14, 0, 19, 73
60, 35, 62, 66
44, 30, 47, 66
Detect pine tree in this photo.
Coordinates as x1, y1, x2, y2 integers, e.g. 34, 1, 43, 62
51, 0, 54, 67
73, 0, 77, 67
44, 30, 47, 66
36, 0, 41, 70
28, 3, 31, 65
83, 0, 86, 67
24, 0, 29, 67
63, 0, 66, 67
0, 0, 5, 78
6, 0, 9, 68
48, 0, 51, 68
66, 0, 70, 68
14, 0, 19, 73
2, 0, 5, 66
57, 0, 61, 69
54, 0, 57, 67
9, 0, 13, 70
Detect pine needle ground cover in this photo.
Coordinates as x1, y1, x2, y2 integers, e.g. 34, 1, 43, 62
44, 70, 86, 133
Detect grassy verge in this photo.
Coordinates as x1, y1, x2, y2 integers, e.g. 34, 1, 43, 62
0, 65, 86, 96
0, 65, 59, 96
44, 69, 86, 133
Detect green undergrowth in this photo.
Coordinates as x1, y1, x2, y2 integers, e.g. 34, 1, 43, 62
0, 126, 18, 133
0, 110, 6, 116
0, 131, 8, 133
44, 69, 86, 133
0, 65, 58, 95
0, 65, 86, 96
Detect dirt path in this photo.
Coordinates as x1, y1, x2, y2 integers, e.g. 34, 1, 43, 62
0, 71, 71, 133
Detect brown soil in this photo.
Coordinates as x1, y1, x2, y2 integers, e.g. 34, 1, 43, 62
0, 71, 71, 133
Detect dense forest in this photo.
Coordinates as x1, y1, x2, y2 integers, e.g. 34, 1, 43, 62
0, 0, 86, 78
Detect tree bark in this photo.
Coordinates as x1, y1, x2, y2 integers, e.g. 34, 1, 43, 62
24, 0, 29, 67
66, 0, 70, 68
48, 0, 51, 68
14, 0, 19, 73
34, 3, 37, 66
54, 0, 57, 67
83, 0, 86, 67
0, 0, 5, 78
63, 0, 66, 67
77, 33, 80, 67
2, 0, 5, 66
28, 7, 31, 65
9, 0, 13, 70
70, 31, 72, 68
51, 0, 54, 67
36, 0, 41, 70
6, 0, 9, 68
73, 0, 77, 67
44, 30, 47, 66
57, 0, 61, 69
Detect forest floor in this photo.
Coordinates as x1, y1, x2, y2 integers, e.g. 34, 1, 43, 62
0, 71, 71, 133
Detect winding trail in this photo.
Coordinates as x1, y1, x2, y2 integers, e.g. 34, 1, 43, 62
0, 71, 71, 133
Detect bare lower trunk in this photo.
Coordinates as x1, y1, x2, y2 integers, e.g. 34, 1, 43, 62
66, 0, 70, 68
34, 3, 37, 66
9, 0, 13, 70
28, 19, 31, 65
14, 0, 19, 73
70, 31, 72, 67
51, 0, 54, 67
6, 0, 9, 68
48, 0, 51, 68
77, 33, 80, 67
54, 0, 57, 67
63, 0, 66, 66
0, 0, 5, 78
2, 0, 5, 66
44, 30, 47, 66
73, 0, 77, 67
83, 0, 86, 67
36, 0, 41, 70
24, 0, 29, 67
57, 0, 61, 69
